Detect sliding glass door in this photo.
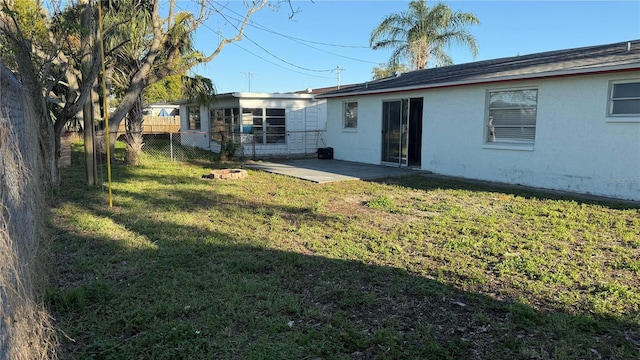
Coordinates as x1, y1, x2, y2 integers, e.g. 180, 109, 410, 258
381, 98, 423, 167
382, 99, 408, 166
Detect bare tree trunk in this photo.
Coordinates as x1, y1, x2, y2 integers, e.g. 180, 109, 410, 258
81, 0, 99, 184
124, 95, 144, 165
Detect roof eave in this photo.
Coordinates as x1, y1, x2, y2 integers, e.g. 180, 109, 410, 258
177, 92, 317, 104
317, 64, 640, 99
231, 92, 316, 100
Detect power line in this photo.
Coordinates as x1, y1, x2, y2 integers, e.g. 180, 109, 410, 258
261, 29, 371, 50
174, 2, 335, 79
249, 22, 379, 65
206, 1, 379, 65
230, 42, 335, 80
209, 0, 370, 49
240, 32, 336, 73
211, 5, 336, 73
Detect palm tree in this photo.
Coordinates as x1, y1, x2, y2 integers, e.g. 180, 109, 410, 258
181, 75, 216, 107
370, 0, 479, 70
105, 1, 204, 165
104, 0, 153, 165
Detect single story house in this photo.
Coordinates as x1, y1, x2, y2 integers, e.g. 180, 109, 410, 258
179, 92, 327, 157
317, 40, 640, 201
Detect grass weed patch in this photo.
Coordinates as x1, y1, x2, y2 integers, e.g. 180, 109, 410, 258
48, 154, 640, 359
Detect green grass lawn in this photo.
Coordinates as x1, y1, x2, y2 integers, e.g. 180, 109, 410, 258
47, 149, 640, 359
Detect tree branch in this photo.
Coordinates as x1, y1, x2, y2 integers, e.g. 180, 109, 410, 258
200, 0, 268, 63
168, 0, 175, 28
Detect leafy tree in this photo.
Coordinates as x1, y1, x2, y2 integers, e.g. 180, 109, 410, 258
0, 0, 100, 187
144, 74, 183, 104
104, 0, 269, 151
370, 0, 479, 70
0, 0, 272, 186
102, 0, 263, 165
371, 63, 410, 80
104, 0, 161, 165
182, 74, 216, 106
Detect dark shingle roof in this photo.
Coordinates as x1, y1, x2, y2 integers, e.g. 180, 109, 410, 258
318, 40, 640, 98
290, 85, 357, 95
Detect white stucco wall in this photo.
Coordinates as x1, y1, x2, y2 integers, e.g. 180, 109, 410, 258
303, 100, 329, 153
180, 104, 211, 150
326, 95, 387, 164
325, 72, 640, 201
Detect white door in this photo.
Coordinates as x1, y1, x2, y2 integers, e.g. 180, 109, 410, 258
287, 108, 305, 154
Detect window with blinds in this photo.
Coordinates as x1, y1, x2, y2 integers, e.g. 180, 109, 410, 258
610, 81, 640, 116
487, 89, 538, 145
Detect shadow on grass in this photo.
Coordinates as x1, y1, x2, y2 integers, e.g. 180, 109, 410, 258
377, 174, 640, 210
49, 160, 639, 359
47, 226, 639, 359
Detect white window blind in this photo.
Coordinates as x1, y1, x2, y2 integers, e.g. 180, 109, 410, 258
487, 89, 537, 144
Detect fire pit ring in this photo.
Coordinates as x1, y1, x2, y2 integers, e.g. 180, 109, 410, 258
202, 169, 248, 180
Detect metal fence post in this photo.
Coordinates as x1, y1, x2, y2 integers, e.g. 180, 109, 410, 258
170, 132, 174, 161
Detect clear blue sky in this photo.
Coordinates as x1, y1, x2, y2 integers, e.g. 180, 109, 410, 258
180, 1, 640, 94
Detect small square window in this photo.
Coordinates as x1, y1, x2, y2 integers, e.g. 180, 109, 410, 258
609, 81, 640, 116
344, 102, 358, 129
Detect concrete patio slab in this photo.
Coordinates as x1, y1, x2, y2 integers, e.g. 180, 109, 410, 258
242, 159, 417, 183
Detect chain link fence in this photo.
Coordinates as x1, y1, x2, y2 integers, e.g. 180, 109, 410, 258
69, 131, 218, 163
71, 128, 329, 165
137, 132, 216, 162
